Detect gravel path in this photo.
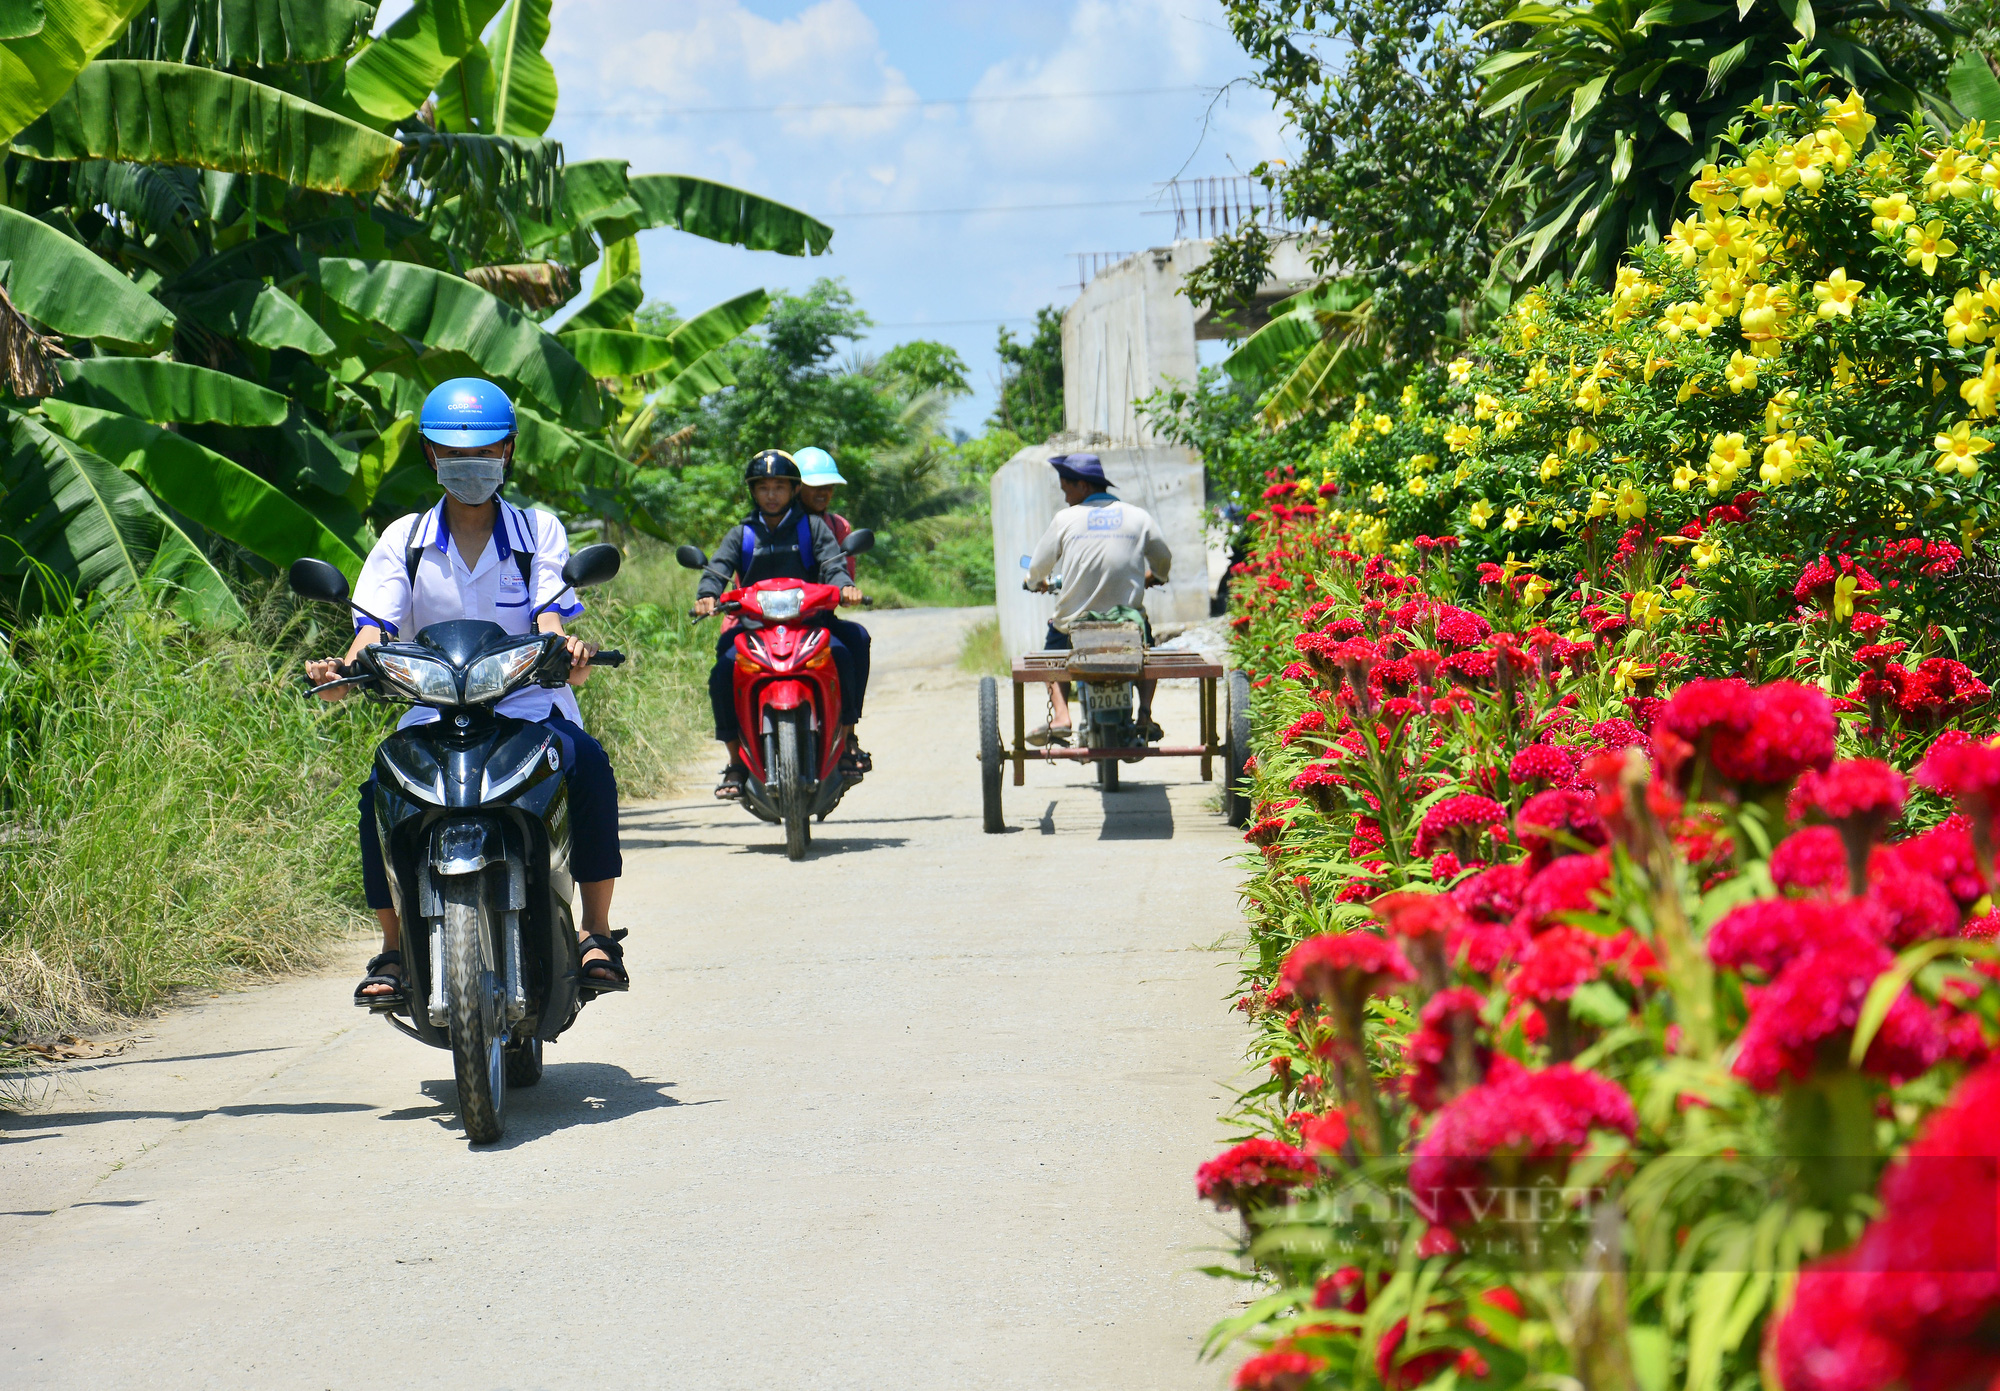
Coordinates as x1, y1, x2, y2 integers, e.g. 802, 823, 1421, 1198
2, 606, 1247, 1390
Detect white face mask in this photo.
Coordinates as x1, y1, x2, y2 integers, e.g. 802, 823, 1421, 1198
435, 455, 506, 505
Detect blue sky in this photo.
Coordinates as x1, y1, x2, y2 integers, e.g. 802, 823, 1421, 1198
387, 1, 1292, 434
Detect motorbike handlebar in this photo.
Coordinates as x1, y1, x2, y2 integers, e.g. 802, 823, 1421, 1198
588, 650, 625, 667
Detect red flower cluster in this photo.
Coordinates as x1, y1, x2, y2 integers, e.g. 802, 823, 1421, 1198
1410, 1064, 1637, 1226
1196, 1137, 1318, 1213
1279, 932, 1417, 1007
1414, 795, 1508, 859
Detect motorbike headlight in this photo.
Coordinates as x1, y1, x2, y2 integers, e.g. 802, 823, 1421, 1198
375, 651, 461, 704
759, 587, 804, 621
464, 642, 544, 704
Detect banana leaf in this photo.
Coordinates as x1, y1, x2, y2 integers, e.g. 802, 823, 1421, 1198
556, 273, 640, 333
486, 0, 554, 137
0, 204, 174, 351
55, 358, 289, 426
1949, 49, 2000, 124
653, 347, 736, 410
626, 174, 831, 256
174, 279, 335, 355
0, 2, 43, 42
559, 288, 766, 380
113, 0, 377, 66
0, 412, 243, 624
513, 402, 629, 492
0, 0, 149, 140
315, 256, 601, 430
43, 398, 364, 578
13, 60, 404, 194
342, 0, 505, 123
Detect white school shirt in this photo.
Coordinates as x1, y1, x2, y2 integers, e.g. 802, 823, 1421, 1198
350, 498, 586, 731
1025, 494, 1174, 633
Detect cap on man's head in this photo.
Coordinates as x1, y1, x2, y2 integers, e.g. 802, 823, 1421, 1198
1049, 453, 1112, 489
420, 377, 516, 448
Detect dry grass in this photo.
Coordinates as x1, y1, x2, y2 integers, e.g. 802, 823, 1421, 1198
956, 617, 1009, 677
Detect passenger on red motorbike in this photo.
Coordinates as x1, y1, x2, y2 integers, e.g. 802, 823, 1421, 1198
694, 450, 868, 797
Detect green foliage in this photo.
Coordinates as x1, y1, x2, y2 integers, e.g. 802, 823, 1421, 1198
991, 305, 1064, 442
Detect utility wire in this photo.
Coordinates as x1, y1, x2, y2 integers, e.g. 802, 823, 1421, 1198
831, 198, 1161, 220
563, 85, 1207, 119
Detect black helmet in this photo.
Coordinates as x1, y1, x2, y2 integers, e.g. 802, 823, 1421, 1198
745, 449, 801, 485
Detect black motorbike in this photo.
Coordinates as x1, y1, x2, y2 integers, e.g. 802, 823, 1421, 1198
289, 546, 625, 1145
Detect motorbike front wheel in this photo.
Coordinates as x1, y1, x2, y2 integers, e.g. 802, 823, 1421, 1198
504, 1036, 543, 1087
770, 710, 812, 861
442, 873, 505, 1144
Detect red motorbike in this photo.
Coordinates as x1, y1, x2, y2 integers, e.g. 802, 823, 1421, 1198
678, 534, 872, 860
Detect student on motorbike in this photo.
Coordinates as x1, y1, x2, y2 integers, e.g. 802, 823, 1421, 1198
304, 378, 628, 1003
1024, 453, 1173, 747
793, 445, 872, 739
694, 450, 867, 798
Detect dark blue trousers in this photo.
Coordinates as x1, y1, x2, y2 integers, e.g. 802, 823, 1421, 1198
358, 714, 621, 910
709, 624, 861, 742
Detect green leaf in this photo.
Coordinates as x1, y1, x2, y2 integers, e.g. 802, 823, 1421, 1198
486, 0, 554, 137
0, 0, 148, 140
347, 411, 416, 511
561, 157, 640, 227
1665, 110, 1693, 141
175, 280, 336, 356
651, 345, 735, 409
558, 273, 641, 333
55, 358, 289, 426
315, 256, 602, 429
431, 35, 491, 133
126, 0, 377, 66
342, 0, 505, 123
1570, 72, 1609, 122
1850, 937, 1999, 1063
0, 1, 44, 42
513, 403, 629, 490
13, 60, 404, 194
561, 287, 764, 380
1705, 37, 1753, 95
0, 204, 173, 350
626, 174, 833, 256
1948, 49, 2000, 126
43, 398, 365, 579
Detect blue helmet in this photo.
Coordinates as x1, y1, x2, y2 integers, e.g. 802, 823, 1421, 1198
420, 378, 516, 448
795, 446, 846, 485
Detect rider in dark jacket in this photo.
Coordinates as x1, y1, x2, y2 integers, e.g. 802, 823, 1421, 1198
695, 450, 865, 796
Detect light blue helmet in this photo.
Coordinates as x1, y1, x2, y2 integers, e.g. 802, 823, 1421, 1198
795, 446, 846, 485
420, 378, 516, 448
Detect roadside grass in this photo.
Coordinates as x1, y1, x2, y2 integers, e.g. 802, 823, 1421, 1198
957, 617, 1008, 677
0, 541, 709, 1046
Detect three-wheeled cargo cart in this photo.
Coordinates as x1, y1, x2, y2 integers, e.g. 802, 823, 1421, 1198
975, 644, 1255, 833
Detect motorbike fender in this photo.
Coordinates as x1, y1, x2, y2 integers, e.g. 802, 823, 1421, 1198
762, 679, 811, 712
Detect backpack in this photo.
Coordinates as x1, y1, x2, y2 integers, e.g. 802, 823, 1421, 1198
738, 512, 816, 585
405, 507, 535, 589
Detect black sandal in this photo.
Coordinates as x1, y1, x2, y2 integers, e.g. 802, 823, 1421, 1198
353, 951, 406, 1009
840, 744, 872, 776
715, 762, 747, 800
577, 930, 630, 993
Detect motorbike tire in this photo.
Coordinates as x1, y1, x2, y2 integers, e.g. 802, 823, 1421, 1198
1097, 752, 1120, 793
442, 874, 505, 1144
504, 1036, 543, 1088
978, 676, 1004, 833
774, 711, 811, 861
1225, 668, 1253, 828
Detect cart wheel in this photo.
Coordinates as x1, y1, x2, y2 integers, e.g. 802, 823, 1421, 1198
978, 676, 1004, 833
1225, 668, 1252, 827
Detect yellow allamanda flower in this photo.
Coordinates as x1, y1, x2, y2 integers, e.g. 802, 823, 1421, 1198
1776, 140, 1827, 193
1945, 288, 1991, 348
1659, 301, 1696, 338
1694, 211, 1754, 259
1502, 505, 1528, 532
1740, 283, 1791, 356
1691, 163, 1740, 210
1725, 351, 1760, 394
1448, 358, 1472, 386
1692, 538, 1723, 569
1833, 574, 1863, 622
1673, 463, 1700, 491
1406, 453, 1436, 475
1444, 422, 1483, 453
1835, 354, 1858, 390
1762, 432, 1808, 486
1586, 489, 1613, 519
1824, 91, 1876, 145
1677, 372, 1706, 403
1936, 421, 1993, 477
1686, 301, 1722, 336
1732, 153, 1787, 208
1962, 347, 2000, 417
1816, 127, 1854, 174
1522, 574, 1553, 606
1927, 148, 1980, 201
1629, 591, 1666, 628
1552, 508, 1580, 532
1703, 277, 1747, 320
1473, 392, 1500, 420
1496, 410, 1523, 438
1575, 377, 1607, 413
1766, 389, 1801, 433
1357, 517, 1389, 554
1524, 358, 1552, 390
1642, 351, 1672, 383
1468, 498, 1495, 529
1864, 147, 1901, 178
1870, 192, 1917, 236
1540, 452, 1563, 482
1567, 426, 1600, 455
1614, 482, 1647, 521
1408, 476, 1428, 496
1906, 221, 1958, 275
1369, 483, 1389, 502
1400, 382, 1422, 414
1814, 267, 1864, 318
1663, 219, 1702, 268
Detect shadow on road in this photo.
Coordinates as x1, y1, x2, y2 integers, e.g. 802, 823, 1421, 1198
2, 1100, 374, 1137
380, 1061, 713, 1150
738, 836, 910, 858
1098, 783, 1176, 841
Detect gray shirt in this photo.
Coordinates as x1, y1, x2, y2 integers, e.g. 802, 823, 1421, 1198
697, 506, 850, 600
1026, 494, 1173, 633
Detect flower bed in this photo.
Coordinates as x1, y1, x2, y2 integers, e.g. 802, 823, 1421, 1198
1199, 493, 2000, 1391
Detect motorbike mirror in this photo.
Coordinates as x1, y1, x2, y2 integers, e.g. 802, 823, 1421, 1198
840, 528, 875, 557
675, 544, 708, 571
288, 557, 351, 604
562, 543, 622, 590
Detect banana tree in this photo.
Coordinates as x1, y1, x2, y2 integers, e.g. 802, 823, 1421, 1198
0, 0, 830, 620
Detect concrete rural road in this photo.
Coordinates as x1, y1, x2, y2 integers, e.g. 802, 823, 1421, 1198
2, 607, 1250, 1390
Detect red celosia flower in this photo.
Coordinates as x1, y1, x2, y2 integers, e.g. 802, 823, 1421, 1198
1516, 788, 1607, 862
1508, 926, 1603, 1002
1796, 759, 1908, 824
1374, 891, 1466, 940
1196, 1137, 1317, 1212
1405, 987, 1490, 1112
1890, 821, 1990, 907
1313, 1266, 1370, 1313
1280, 710, 1329, 747
1509, 743, 1580, 786
1589, 718, 1645, 749
1867, 868, 1961, 948
1296, 1110, 1351, 1156
1278, 932, 1417, 1007
1435, 608, 1492, 647
1233, 1350, 1328, 1391
1733, 938, 1945, 1090
1414, 794, 1508, 858
1706, 897, 1878, 977
1442, 649, 1498, 685
1770, 826, 1848, 897
1709, 681, 1837, 789
1918, 737, 2000, 821
1410, 1064, 1638, 1226
1453, 863, 1527, 922
1514, 853, 1610, 933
